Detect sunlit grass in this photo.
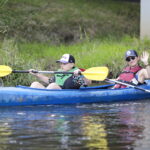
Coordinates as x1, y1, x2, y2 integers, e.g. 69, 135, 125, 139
1, 36, 150, 86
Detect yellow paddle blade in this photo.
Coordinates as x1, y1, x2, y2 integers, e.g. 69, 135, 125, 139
82, 67, 109, 81
0, 65, 12, 77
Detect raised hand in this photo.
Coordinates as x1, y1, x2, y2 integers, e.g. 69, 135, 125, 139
140, 51, 149, 65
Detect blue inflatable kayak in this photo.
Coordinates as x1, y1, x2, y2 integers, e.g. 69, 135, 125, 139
0, 81, 150, 106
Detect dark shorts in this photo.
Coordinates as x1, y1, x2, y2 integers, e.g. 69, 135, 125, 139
62, 76, 81, 89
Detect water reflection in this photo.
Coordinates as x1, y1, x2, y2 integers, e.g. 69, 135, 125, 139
81, 116, 108, 149
0, 101, 150, 149
0, 121, 11, 150
106, 103, 145, 149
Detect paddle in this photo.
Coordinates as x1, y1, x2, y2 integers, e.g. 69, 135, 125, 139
105, 79, 150, 93
1, 65, 149, 92
69, 66, 149, 93
0, 65, 109, 81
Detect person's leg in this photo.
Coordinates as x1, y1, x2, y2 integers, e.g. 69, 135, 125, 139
46, 83, 62, 89
138, 69, 149, 83
30, 81, 45, 89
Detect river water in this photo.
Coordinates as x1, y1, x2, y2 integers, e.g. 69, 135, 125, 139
0, 100, 150, 150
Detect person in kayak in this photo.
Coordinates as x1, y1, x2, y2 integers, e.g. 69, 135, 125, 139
114, 50, 150, 88
29, 54, 91, 89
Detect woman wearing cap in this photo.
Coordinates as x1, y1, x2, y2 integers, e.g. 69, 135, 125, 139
114, 50, 150, 88
29, 54, 91, 89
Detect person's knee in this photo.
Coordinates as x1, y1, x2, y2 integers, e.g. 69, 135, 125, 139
30, 81, 45, 88
47, 83, 61, 89
30, 81, 39, 87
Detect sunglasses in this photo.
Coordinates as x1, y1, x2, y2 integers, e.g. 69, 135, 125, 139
126, 56, 136, 62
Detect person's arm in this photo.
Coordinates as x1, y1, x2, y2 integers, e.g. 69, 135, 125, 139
74, 69, 92, 86
29, 69, 49, 84
140, 51, 150, 75
83, 77, 92, 85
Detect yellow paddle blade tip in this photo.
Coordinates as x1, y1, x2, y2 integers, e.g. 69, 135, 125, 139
82, 67, 109, 81
0, 65, 12, 77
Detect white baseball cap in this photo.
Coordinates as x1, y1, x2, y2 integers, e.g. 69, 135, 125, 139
56, 54, 75, 63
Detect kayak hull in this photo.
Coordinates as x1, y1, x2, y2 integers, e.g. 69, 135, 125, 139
0, 81, 150, 106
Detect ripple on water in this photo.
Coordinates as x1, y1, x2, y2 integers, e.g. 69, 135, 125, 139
0, 100, 150, 149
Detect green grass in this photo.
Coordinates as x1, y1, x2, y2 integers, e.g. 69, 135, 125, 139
0, 0, 142, 86
0, 0, 140, 44
1, 36, 150, 86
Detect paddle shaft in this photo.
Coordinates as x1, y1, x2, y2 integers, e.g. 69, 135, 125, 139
13, 70, 73, 74
106, 79, 150, 93
0, 65, 109, 80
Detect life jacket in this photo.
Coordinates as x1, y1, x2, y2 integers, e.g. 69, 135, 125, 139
114, 65, 142, 88
54, 67, 79, 87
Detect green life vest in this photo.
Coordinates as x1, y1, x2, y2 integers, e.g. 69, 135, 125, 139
55, 67, 78, 86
